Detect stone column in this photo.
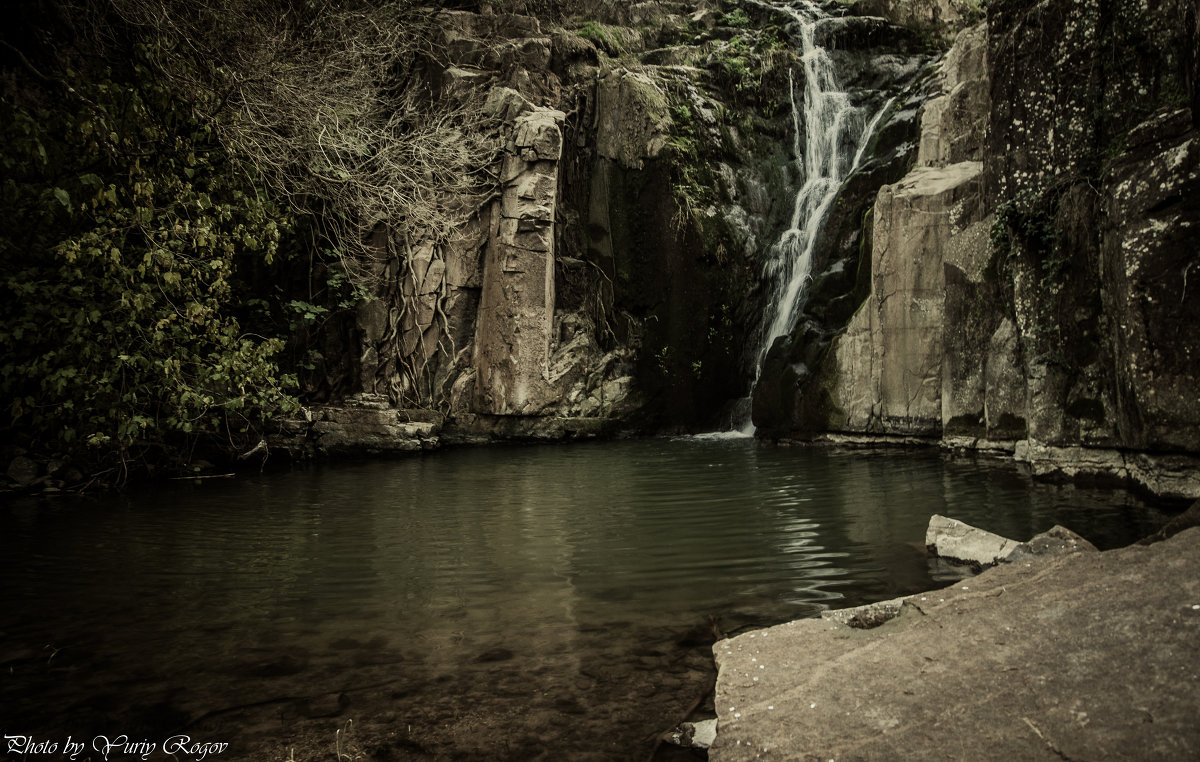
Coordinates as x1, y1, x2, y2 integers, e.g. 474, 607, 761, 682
473, 107, 566, 415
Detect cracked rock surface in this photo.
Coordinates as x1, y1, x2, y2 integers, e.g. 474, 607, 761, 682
711, 527, 1200, 760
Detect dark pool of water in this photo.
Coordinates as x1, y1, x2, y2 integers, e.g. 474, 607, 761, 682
0, 439, 1170, 761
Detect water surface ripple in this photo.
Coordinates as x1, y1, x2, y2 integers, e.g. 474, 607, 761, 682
0, 439, 1166, 760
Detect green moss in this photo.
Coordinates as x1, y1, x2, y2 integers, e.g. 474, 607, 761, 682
579, 20, 633, 57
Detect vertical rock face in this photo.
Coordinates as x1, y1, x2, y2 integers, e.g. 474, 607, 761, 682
749, 9, 935, 434
765, 0, 1200, 497
1100, 113, 1200, 451
762, 22, 988, 437
985, 0, 1200, 483
474, 108, 565, 415
917, 23, 987, 167
829, 162, 984, 435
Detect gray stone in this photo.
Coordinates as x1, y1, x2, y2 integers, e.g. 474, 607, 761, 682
473, 107, 565, 415
828, 161, 984, 435
711, 527, 1200, 761
1006, 525, 1098, 563
594, 68, 671, 170
483, 86, 534, 123
668, 718, 718, 749
917, 23, 988, 167
847, 0, 976, 38
925, 513, 1021, 567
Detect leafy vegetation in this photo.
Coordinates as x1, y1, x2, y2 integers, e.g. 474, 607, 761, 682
720, 8, 752, 28
0, 0, 498, 483
0, 33, 300, 482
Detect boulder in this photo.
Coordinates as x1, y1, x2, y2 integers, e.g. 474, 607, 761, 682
6, 456, 38, 487
710, 528, 1200, 761
925, 513, 1021, 567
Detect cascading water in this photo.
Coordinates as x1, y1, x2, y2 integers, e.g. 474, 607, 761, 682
715, 0, 894, 437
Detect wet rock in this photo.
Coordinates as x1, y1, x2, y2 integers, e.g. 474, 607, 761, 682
1013, 441, 1200, 501
6, 456, 38, 487
270, 402, 441, 457
925, 513, 1020, 568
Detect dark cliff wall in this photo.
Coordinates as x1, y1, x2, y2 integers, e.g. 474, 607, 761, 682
752, 0, 1200, 498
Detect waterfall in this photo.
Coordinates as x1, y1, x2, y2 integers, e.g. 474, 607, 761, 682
711, 0, 893, 438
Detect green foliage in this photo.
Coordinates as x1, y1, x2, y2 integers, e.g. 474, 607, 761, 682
579, 21, 630, 56
0, 41, 299, 479
990, 187, 1061, 274
666, 94, 718, 237
715, 35, 754, 91
719, 9, 751, 28
709, 29, 794, 102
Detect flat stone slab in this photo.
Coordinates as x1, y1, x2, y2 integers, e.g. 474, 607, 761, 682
711, 527, 1200, 761
925, 513, 1022, 567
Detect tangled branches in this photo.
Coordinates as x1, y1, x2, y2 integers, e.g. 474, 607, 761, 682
107, 0, 502, 291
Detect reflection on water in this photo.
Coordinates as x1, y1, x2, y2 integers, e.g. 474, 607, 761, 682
0, 439, 1167, 760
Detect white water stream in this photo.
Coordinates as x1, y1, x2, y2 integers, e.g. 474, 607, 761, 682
716, 0, 893, 437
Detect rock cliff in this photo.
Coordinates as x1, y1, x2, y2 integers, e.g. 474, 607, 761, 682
275, 0, 1199, 500
754, 0, 1200, 499
283, 0, 932, 454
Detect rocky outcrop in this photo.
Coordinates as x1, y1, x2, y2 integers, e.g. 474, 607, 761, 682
710, 526, 1200, 760
916, 22, 987, 166
473, 107, 566, 415
805, 22, 987, 441
750, 11, 936, 434
827, 161, 985, 435
757, 1, 1200, 499
271, 394, 440, 458
845, 0, 984, 40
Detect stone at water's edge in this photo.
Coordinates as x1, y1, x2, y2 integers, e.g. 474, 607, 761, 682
710, 527, 1200, 761
925, 513, 1022, 567
925, 513, 1099, 568
6, 456, 39, 487
827, 161, 985, 437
